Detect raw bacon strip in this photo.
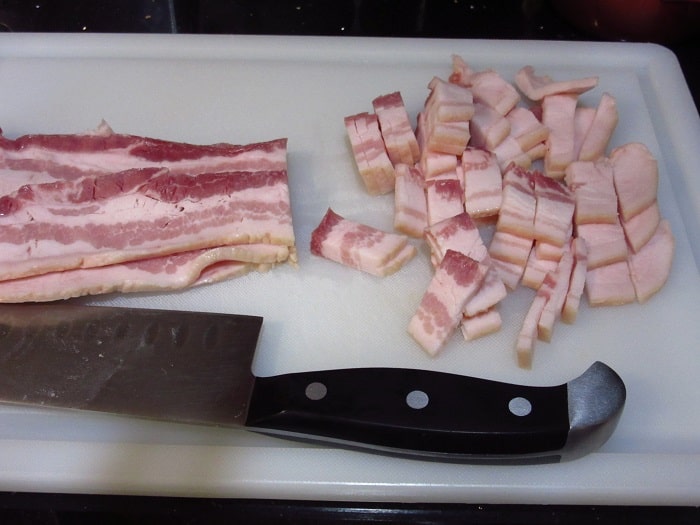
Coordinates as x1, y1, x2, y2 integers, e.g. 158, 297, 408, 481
496, 164, 537, 239
469, 102, 510, 150
0, 246, 262, 303
610, 142, 659, 222
0, 121, 288, 188
421, 77, 474, 155
425, 174, 464, 226
585, 260, 637, 306
408, 249, 487, 356
344, 112, 395, 195
565, 159, 618, 225
562, 236, 589, 323
310, 208, 416, 277
542, 94, 578, 179
578, 93, 618, 161
393, 163, 427, 238
460, 308, 502, 341
575, 221, 628, 270
621, 201, 660, 253
628, 219, 674, 303
461, 148, 502, 218
0, 166, 295, 281
533, 172, 575, 246
372, 91, 420, 166
515, 65, 598, 101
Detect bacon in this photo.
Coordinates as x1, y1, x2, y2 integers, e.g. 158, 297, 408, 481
421, 77, 474, 155
628, 219, 674, 303
542, 94, 578, 179
310, 208, 416, 277
496, 164, 537, 238
408, 249, 487, 356
533, 172, 575, 246
492, 137, 532, 171
537, 248, 574, 343
516, 294, 547, 369
419, 151, 458, 180
522, 245, 559, 290
515, 65, 598, 101
393, 163, 428, 238
505, 107, 549, 153
469, 102, 510, 151
469, 69, 521, 116
344, 112, 395, 195
622, 201, 661, 253
573, 107, 597, 160
460, 308, 502, 341
578, 93, 618, 161
562, 236, 589, 323
425, 174, 464, 226
575, 220, 628, 270
372, 91, 421, 166
610, 142, 659, 222
461, 148, 502, 218
585, 260, 637, 307
564, 159, 618, 225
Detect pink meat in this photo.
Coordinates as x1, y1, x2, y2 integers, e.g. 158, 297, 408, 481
344, 112, 395, 195
585, 260, 637, 306
533, 172, 575, 246
469, 69, 521, 116
505, 107, 549, 153
562, 236, 589, 323
522, 245, 559, 290
425, 174, 464, 226
461, 147, 502, 218
489, 230, 533, 267
575, 220, 628, 270
496, 164, 537, 239
0, 165, 295, 281
420, 151, 458, 180
469, 102, 511, 151
621, 201, 661, 253
408, 249, 487, 356
578, 93, 618, 161
515, 65, 598, 101
628, 219, 674, 303
537, 248, 574, 342
492, 136, 532, 171
610, 142, 659, 222
460, 308, 502, 341
372, 91, 421, 166
310, 208, 416, 277
564, 159, 618, 225
393, 163, 428, 238
490, 256, 527, 290
463, 260, 508, 317
542, 94, 578, 179
516, 294, 547, 369
573, 106, 596, 160
422, 77, 474, 155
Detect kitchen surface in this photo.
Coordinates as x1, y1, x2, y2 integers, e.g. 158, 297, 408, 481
0, 1, 699, 523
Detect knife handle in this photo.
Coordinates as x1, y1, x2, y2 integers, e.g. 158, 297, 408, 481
245, 367, 570, 461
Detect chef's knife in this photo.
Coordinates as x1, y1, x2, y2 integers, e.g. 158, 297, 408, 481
0, 304, 625, 463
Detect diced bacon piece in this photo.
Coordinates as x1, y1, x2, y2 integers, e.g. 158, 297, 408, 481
542, 93, 578, 179
449, 54, 475, 86
578, 93, 618, 161
461, 308, 502, 341
533, 172, 575, 246
420, 150, 458, 179
372, 91, 421, 166
506, 107, 549, 153
469, 102, 511, 151
522, 245, 560, 290
573, 106, 596, 160
497, 164, 537, 238
514, 65, 598, 101
516, 294, 547, 369
576, 221, 628, 269
492, 136, 532, 171
393, 163, 427, 238
585, 260, 637, 306
0, 246, 263, 303
489, 230, 533, 267
461, 148, 502, 218
344, 112, 395, 195
562, 236, 589, 323
565, 159, 618, 225
310, 208, 416, 277
424, 212, 482, 266
491, 257, 526, 290
422, 77, 474, 155
537, 249, 574, 342
535, 232, 571, 261
622, 201, 661, 253
610, 142, 659, 221
408, 250, 487, 356
425, 175, 464, 226
469, 69, 521, 116
463, 262, 508, 316
628, 219, 674, 303
526, 142, 547, 162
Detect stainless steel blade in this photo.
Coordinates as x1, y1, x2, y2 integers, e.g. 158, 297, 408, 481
0, 304, 262, 427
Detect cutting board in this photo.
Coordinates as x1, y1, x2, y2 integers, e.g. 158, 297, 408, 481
0, 33, 698, 504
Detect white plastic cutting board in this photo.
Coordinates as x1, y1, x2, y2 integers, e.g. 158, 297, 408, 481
0, 34, 698, 505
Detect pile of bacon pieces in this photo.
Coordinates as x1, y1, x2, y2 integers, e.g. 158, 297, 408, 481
0, 121, 296, 302
319, 55, 675, 369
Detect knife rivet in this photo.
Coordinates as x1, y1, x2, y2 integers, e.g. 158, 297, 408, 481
305, 381, 327, 401
508, 396, 532, 416
406, 390, 429, 410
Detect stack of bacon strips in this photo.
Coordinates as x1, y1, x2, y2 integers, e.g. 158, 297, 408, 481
0, 121, 296, 302
328, 55, 674, 368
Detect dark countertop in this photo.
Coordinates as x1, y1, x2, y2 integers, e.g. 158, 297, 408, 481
0, 1, 698, 523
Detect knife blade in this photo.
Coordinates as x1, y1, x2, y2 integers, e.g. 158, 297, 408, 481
0, 304, 625, 463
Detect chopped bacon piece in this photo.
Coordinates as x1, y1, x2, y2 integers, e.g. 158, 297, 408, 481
461, 147, 502, 218
421, 77, 474, 155
496, 164, 537, 238
393, 163, 427, 238
575, 220, 628, 270
461, 308, 502, 341
578, 93, 618, 161
562, 236, 589, 323
628, 219, 674, 303
585, 260, 637, 306
537, 248, 574, 343
492, 136, 532, 171
489, 230, 533, 267
622, 201, 661, 253
533, 172, 575, 246
573, 106, 596, 160
469, 102, 510, 151
505, 107, 549, 153
463, 260, 508, 316
470, 69, 521, 116
425, 174, 464, 226
372, 91, 420, 166
344, 112, 395, 195
310, 208, 416, 277
610, 142, 659, 221
542, 93, 578, 179
514, 65, 598, 101
522, 245, 559, 290
516, 294, 547, 369
420, 150, 458, 179
565, 159, 618, 225
491, 256, 526, 290
449, 54, 475, 86
408, 249, 487, 356
535, 230, 571, 261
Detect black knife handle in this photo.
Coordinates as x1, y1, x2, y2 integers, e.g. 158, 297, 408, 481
245, 367, 569, 461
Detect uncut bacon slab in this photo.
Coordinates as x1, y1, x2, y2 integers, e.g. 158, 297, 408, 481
0, 164, 295, 281
310, 208, 416, 277
408, 249, 487, 356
